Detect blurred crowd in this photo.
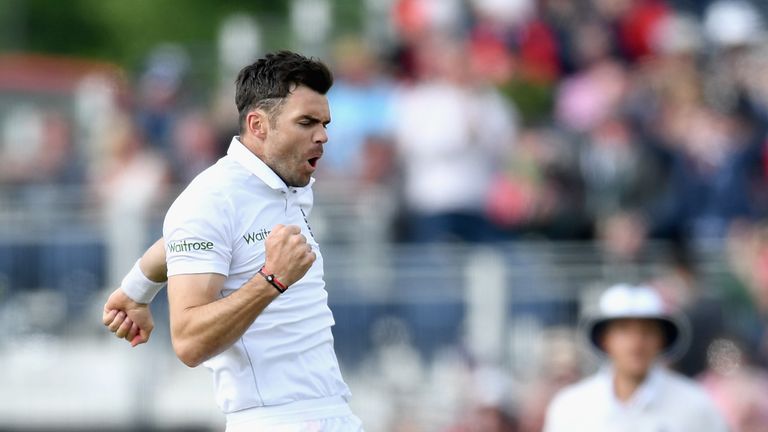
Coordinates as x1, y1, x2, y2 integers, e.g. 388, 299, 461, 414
5, 0, 768, 246
3, 0, 768, 431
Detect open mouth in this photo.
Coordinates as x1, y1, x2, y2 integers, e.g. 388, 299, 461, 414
308, 157, 320, 168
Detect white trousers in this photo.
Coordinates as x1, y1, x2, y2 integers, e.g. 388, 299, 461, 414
225, 396, 364, 432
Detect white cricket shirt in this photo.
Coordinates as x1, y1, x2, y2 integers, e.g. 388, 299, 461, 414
163, 137, 350, 413
543, 366, 728, 432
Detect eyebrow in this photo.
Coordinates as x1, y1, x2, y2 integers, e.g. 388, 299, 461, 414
299, 115, 331, 126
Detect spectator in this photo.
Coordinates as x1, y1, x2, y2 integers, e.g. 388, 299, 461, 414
517, 328, 581, 432
723, 221, 768, 366
644, 106, 765, 240
323, 36, 396, 185
444, 366, 519, 432
394, 37, 517, 242
135, 44, 189, 154
0, 108, 84, 187
90, 114, 169, 286
487, 127, 588, 238
169, 109, 220, 183
699, 338, 768, 432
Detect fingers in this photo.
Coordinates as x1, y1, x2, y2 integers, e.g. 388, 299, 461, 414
292, 233, 307, 245
271, 224, 300, 237
115, 317, 134, 339
304, 244, 316, 260
103, 291, 155, 347
264, 225, 314, 288
126, 321, 139, 343
107, 311, 126, 333
284, 225, 301, 235
102, 308, 117, 326
131, 332, 145, 347
130, 335, 143, 347
131, 326, 151, 347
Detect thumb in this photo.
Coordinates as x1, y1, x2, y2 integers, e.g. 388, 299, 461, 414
131, 327, 151, 347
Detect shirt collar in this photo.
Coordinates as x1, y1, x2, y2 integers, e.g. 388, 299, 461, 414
226, 136, 315, 191
600, 364, 663, 411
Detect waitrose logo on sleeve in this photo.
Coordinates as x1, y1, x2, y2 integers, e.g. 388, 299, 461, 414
167, 239, 214, 253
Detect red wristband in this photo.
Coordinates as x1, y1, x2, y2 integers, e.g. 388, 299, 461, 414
258, 267, 287, 293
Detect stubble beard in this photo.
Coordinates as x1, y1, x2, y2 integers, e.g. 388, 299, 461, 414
269, 157, 309, 188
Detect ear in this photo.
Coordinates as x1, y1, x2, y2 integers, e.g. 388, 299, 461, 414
245, 109, 270, 141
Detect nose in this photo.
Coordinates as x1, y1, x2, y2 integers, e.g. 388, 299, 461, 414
313, 127, 328, 145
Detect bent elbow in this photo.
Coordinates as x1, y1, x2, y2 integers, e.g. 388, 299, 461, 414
178, 352, 202, 368
173, 339, 204, 368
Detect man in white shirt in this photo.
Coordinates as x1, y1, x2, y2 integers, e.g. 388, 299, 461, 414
101, 51, 363, 431
543, 284, 728, 432
393, 39, 516, 242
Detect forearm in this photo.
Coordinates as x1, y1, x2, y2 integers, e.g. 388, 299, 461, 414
171, 276, 279, 367
139, 238, 167, 283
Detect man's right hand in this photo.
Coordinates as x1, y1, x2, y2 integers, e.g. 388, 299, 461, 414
102, 288, 155, 347
263, 224, 316, 288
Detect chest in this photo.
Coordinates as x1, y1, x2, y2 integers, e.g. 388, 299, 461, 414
577, 397, 696, 432
230, 194, 319, 276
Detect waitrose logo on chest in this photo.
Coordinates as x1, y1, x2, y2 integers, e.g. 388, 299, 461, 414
167, 240, 214, 253
243, 228, 271, 244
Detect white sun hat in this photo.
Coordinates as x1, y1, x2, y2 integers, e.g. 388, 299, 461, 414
582, 284, 690, 360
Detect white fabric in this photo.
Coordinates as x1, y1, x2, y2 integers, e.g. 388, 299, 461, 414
225, 395, 363, 431
163, 137, 351, 413
597, 284, 668, 319
544, 367, 729, 432
120, 259, 165, 304
394, 81, 515, 215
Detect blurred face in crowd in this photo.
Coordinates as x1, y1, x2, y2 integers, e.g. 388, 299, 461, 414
248, 85, 330, 187
601, 318, 665, 379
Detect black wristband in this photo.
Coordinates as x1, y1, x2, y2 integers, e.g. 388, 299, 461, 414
258, 268, 286, 293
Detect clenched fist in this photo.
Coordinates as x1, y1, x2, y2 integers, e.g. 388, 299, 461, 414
262, 224, 316, 289
102, 287, 154, 347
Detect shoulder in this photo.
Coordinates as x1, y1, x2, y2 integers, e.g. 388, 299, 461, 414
164, 158, 243, 227
658, 370, 729, 431
548, 374, 602, 413
660, 370, 716, 406
544, 375, 604, 432
188, 157, 248, 196
171, 156, 257, 207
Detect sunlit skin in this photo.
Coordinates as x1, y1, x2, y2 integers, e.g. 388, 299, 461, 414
601, 318, 665, 401
242, 85, 330, 187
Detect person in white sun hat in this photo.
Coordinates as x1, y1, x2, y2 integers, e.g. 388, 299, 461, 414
543, 284, 729, 432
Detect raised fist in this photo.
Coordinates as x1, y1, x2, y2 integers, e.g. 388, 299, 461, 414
262, 224, 316, 289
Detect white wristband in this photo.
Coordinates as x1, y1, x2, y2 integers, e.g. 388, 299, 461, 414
120, 259, 166, 304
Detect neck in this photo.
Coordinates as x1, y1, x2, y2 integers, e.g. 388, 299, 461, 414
612, 368, 648, 402
237, 135, 291, 187
239, 134, 263, 158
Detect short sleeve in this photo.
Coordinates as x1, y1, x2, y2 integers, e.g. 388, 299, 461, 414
163, 188, 233, 277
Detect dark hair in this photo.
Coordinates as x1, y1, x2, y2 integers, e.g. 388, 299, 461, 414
235, 50, 333, 131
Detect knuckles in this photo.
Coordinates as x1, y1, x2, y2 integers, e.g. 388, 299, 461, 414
264, 225, 315, 282
290, 234, 307, 246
